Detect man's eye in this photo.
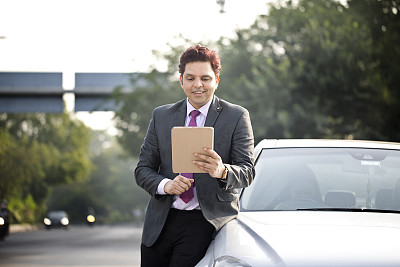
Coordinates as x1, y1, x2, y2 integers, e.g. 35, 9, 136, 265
202, 78, 210, 81
186, 78, 193, 81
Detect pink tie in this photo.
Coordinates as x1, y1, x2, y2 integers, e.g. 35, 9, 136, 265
180, 110, 201, 203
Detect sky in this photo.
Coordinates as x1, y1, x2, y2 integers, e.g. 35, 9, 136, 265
0, 0, 272, 133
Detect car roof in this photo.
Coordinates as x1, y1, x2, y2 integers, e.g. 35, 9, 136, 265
48, 210, 68, 215
255, 139, 400, 159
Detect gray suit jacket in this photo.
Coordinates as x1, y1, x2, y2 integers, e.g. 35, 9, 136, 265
135, 95, 255, 247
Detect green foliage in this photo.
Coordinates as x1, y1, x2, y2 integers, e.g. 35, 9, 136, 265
0, 113, 92, 223
12, 0, 395, 225
216, 0, 400, 142
1, 111, 149, 224
112, 0, 400, 155
46, 132, 149, 223
256, 0, 388, 140
113, 70, 185, 157
8, 194, 38, 224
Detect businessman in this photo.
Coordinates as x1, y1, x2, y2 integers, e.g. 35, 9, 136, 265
135, 44, 255, 267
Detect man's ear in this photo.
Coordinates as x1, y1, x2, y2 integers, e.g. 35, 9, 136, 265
180, 75, 183, 86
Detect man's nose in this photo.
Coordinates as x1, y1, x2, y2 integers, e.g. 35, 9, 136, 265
194, 78, 203, 87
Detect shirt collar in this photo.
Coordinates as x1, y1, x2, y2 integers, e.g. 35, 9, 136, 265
186, 97, 212, 117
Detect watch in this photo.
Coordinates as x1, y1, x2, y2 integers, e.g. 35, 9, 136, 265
221, 166, 228, 180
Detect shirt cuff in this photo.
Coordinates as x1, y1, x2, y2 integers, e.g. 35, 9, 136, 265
157, 178, 171, 195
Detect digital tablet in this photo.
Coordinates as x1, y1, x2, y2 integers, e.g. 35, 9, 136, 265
171, 127, 214, 173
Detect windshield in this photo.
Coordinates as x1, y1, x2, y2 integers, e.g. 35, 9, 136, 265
241, 147, 400, 211
48, 211, 68, 219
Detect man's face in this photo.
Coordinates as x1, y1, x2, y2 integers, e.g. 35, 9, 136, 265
180, 61, 219, 110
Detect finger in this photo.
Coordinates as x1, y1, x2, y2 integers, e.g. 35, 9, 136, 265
193, 161, 217, 175
166, 177, 194, 194
173, 188, 185, 194
193, 158, 219, 170
177, 176, 195, 190
174, 181, 190, 193
165, 182, 185, 195
171, 181, 189, 192
193, 160, 210, 169
203, 147, 221, 159
193, 160, 221, 177
184, 177, 194, 184
177, 175, 194, 186
194, 153, 216, 164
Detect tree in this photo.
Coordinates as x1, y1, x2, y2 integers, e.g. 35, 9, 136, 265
218, 0, 400, 141
112, 0, 400, 159
113, 70, 185, 158
46, 131, 149, 223
349, 0, 400, 141
0, 113, 92, 223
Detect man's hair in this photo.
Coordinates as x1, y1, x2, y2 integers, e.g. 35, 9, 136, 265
179, 44, 221, 77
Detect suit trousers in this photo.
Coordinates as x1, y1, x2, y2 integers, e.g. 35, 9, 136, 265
140, 208, 215, 267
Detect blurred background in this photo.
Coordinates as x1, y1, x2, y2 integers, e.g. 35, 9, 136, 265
1, 0, 399, 226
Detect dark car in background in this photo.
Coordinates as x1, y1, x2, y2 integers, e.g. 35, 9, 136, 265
0, 204, 10, 240
197, 139, 400, 267
44, 210, 69, 230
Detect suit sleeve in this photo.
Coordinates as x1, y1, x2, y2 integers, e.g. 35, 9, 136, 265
134, 109, 166, 197
222, 109, 255, 190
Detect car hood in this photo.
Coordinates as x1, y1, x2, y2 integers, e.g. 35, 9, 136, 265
210, 211, 400, 267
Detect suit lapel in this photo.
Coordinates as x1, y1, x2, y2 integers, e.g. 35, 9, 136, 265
197, 96, 222, 179
173, 99, 187, 127
205, 95, 222, 127
174, 97, 222, 127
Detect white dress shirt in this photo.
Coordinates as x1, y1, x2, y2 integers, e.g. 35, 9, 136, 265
156, 98, 212, 210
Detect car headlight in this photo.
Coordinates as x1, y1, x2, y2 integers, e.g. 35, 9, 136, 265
61, 217, 69, 226
0, 217, 4, 225
44, 218, 51, 225
87, 215, 95, 223
214, 256, 252, 267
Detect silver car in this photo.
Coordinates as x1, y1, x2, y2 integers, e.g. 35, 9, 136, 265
197, 139, 400, 267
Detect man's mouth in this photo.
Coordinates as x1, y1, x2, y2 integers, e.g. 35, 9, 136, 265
192, 90, 205, 95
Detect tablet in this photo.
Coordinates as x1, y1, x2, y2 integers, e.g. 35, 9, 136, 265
171, 127, 214, 173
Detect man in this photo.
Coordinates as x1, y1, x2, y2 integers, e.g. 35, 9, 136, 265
135, 44, 255, 267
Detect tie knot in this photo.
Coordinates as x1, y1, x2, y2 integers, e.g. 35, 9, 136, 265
190, 110, 201, 118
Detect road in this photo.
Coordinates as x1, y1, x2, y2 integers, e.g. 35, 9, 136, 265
0, 224, 142, 267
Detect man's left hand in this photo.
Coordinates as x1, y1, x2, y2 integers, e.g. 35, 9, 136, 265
193, 148, 225, 179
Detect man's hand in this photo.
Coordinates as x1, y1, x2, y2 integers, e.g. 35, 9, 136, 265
164, 175, 194, 195
193, 148, 225, 178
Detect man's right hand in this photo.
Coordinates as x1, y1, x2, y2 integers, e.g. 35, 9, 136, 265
164, 175, 194, 195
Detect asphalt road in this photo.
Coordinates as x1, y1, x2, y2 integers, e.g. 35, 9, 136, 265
0, 224, 142, 267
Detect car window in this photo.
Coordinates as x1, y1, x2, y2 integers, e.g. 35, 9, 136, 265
48, 211, 68, 218
241, 148, 400, 211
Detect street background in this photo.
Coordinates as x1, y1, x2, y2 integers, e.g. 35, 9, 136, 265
0, 225, 141, 267
1, 2, 399, 266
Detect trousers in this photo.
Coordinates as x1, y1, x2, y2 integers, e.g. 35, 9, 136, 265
140, 208, 215, 267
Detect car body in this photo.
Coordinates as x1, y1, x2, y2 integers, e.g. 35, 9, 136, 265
44, 210, 69, 230
0, 208, 10, 240
197, 139, 400, 267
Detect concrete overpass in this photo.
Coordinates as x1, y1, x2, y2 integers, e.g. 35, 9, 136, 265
0, 72, 140, 113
